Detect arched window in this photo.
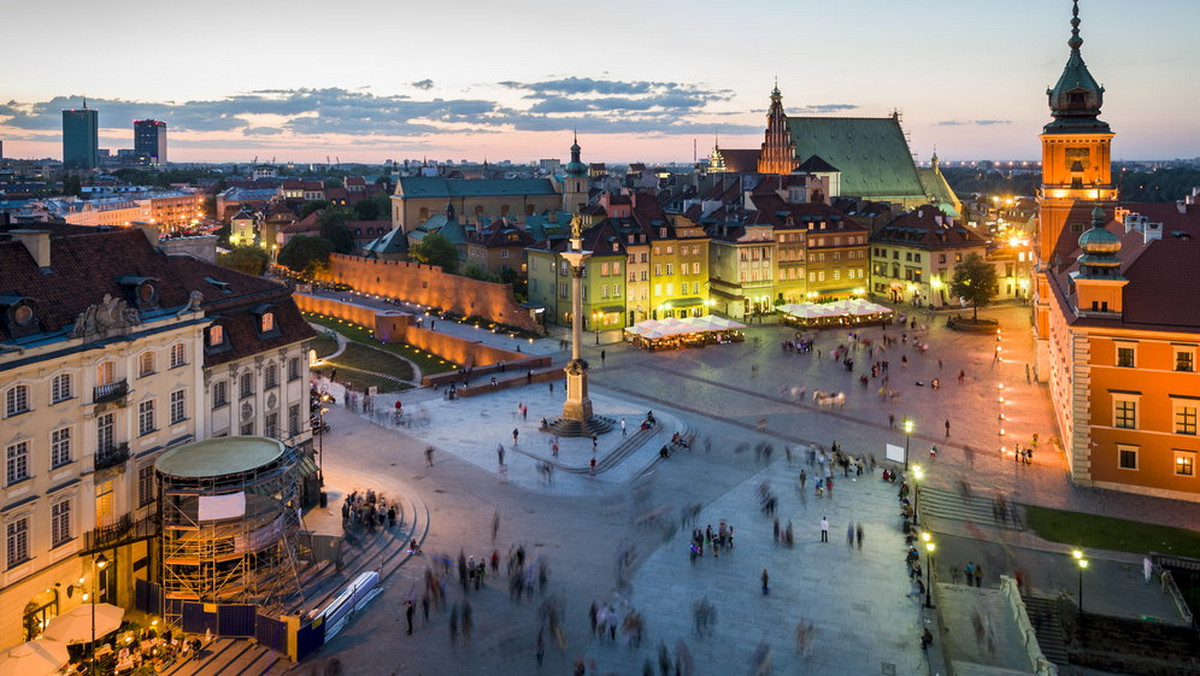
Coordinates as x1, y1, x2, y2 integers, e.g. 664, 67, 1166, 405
138, 351, 155, 378
5, 385, 30, 417
169, 343, 186, 369
96, 361, 116, 387
261, 312, 275, 333
51, 373, 73, 403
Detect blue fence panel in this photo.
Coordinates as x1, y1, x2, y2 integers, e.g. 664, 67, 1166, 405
255, 615, 288, 654
295, 619, 325, 662
181, 602, 217, 634
216, 605, 256, 637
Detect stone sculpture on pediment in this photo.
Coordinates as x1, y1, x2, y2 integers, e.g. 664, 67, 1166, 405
70, 294, 142, 340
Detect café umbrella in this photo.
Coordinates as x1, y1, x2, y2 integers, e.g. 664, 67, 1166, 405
42, 603, 124, 644
0, 638, 71, 676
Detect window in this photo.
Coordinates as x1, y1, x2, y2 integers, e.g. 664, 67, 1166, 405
289, 404, 301, 437
213, 380, 228, 408
6, 385, 29, 417
138, 400, 156, 436
1175, 451, 1196, 477
240, 373, 253, 399
208, 325, 225, 347
51, 427, 72, 468
97, 413, 114, 453
666, 264, 674, 275
170, 390, 186, 425
51, 500, 71, 548
288, 357, 301, 381
261, 312, 276, 333
240, 421, 255, 436
500, 250, 509, 259
96, 361, 116, 386
138, 351, 155, 378
169, 343, 186, 369
1175, 403, 1198, 435
6, 441, 29, 485
1175, 348, 1196, 373
265, 365, 279, 389
1114, 398, 1137, 429
51, 374, 73, 403
7, 518, 29, 569
1116, 344, 1136, 368
138, 464, 155, 507
1117, 444, 1138, 470
265, 412, 278, 439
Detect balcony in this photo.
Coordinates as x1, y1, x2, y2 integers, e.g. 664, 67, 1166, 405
82, 514, 156, 555
93, 379, 129, 404
93, 443, 130, 472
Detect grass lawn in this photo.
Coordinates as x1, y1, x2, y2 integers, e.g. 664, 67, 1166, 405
324, 342, 414, 383
312, 364, 402, 395
1024, 504, 1200, 559
310, 333, 339, 359
304, 313, 459, 376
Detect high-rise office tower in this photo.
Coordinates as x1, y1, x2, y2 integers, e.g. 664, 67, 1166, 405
134, 119, 167, 165
62, 99, 99, 169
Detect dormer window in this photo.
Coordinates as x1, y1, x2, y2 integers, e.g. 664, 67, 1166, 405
208, 324, 226, 348
118, 276, 159, 310
261, 312, 275, 333
254, 305, 281, 338
0, 295, 38, 338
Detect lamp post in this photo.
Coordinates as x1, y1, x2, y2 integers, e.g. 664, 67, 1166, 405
903, 418, 914, 470
90, 554, 109, 676
592, 311, 601, 345
317, 394, 331, 486
921, 534, 936, 609
1073, 549, 1088, 619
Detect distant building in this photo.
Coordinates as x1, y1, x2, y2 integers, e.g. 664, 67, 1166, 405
62, 101, 99, 170
133, 119, 167, 165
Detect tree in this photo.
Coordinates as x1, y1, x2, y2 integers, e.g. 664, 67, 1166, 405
352, 193, 392, 221
300, 200, 332, 219
218, 246, 270, 276
949, 253, 999, 321
278, 236, 334, 276
317, 209, 356, 254
410, 233, 459, 273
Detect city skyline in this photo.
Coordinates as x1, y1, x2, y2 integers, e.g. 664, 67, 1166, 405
2, 0, 1199, 164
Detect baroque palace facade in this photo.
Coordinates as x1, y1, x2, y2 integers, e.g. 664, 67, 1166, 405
0, 226, 313, 648
1036, 3, 1200, 501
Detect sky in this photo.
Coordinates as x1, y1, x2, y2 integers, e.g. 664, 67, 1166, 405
2, 0, 1199, 165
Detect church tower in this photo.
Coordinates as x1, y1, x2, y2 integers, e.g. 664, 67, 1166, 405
757, 81, 797, 174
562, 133, 589, 213
1034, 0, 1116, 371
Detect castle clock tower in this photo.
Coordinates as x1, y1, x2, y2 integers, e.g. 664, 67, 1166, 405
1034, 0, 1116, 376
562, 134, 589, 213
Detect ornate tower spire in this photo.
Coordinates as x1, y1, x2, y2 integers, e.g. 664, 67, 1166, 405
1046, 0, 1107, 132
757, 82, 796, 174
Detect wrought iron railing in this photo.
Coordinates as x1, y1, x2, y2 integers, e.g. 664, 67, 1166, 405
93, 442, 130, 471
93, 379, 129, 404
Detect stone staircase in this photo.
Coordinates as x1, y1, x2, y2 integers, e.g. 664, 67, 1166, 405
544, 414, 615, 437
160, 637, 290, 676
1022, 594, 1071, 666
919, 485, 1024, 531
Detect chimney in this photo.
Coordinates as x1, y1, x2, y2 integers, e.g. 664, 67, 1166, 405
10, 229, 50, 267
1178, 200, 1187, 215
1144, 221, 1163, 245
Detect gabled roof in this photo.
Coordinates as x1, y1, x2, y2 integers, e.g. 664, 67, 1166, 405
715, 149, 760, 173
872, 206, 986, 249
796, 155, 839, 174
396, 177, 557, 199
787, 116, 925, 199
363, 228, 410, 256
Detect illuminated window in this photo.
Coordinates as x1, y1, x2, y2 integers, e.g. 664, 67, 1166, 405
261, 312, 275, 333
1175, 452, 1195, 477
208, 325, 225, 347
1117, 444, 1138, 470
138, 351, 155, 378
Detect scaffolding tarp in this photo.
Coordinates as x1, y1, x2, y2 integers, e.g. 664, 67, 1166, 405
199, 492, 247, 521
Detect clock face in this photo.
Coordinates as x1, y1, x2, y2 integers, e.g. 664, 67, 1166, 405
13, 305, 33, 326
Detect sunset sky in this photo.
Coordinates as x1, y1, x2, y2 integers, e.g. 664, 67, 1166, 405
2, 0, 1198, 165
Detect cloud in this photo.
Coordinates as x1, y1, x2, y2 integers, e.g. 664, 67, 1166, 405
796, 104, 859, 114
411, 79, 434, 90
936, 119, 1013, 127
243, 127, 284, 136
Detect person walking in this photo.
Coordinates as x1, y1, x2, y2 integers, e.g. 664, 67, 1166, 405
820, 516, 829, 542
512, 428, 519, 445
846, 522, 855, 548
856, 523, 864, 550
945, 419, 951, 437
761, 568, 770, 595
799, 469, 807, 491
405, 599, 415, 635
497, 444, 506, 467
600, 349, 606, 366
621, 418, 627, 437
425, 446, 434, 467
536, 629, 545, 668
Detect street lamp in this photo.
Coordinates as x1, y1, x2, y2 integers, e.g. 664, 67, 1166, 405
317, 394, 331, 486
922, 533, 936, 609
592, 311, 602, 344
903, 418, 914, 470
90, 554, 109, 676
1073, 549, 1089, 618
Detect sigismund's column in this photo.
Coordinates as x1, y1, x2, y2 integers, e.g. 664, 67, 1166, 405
560, 215, 594, 421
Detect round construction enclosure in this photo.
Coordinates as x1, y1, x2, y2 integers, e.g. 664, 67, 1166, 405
155, 437, 304, 621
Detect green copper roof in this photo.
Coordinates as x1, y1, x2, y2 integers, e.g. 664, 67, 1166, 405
916, 167, 962, 218
1044, 0, 1109, 134
787, 116, 925, 199
397, 177, 558, 198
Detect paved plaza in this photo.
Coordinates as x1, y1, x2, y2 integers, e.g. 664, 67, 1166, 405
244, 301, 1200, 676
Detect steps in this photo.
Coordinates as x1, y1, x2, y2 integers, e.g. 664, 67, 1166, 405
919, 485, 1024, 531
544, 414, 615, 437
1022, 594, 1071, 666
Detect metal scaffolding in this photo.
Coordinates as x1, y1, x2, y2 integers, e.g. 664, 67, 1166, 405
157, 438, 304, 628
